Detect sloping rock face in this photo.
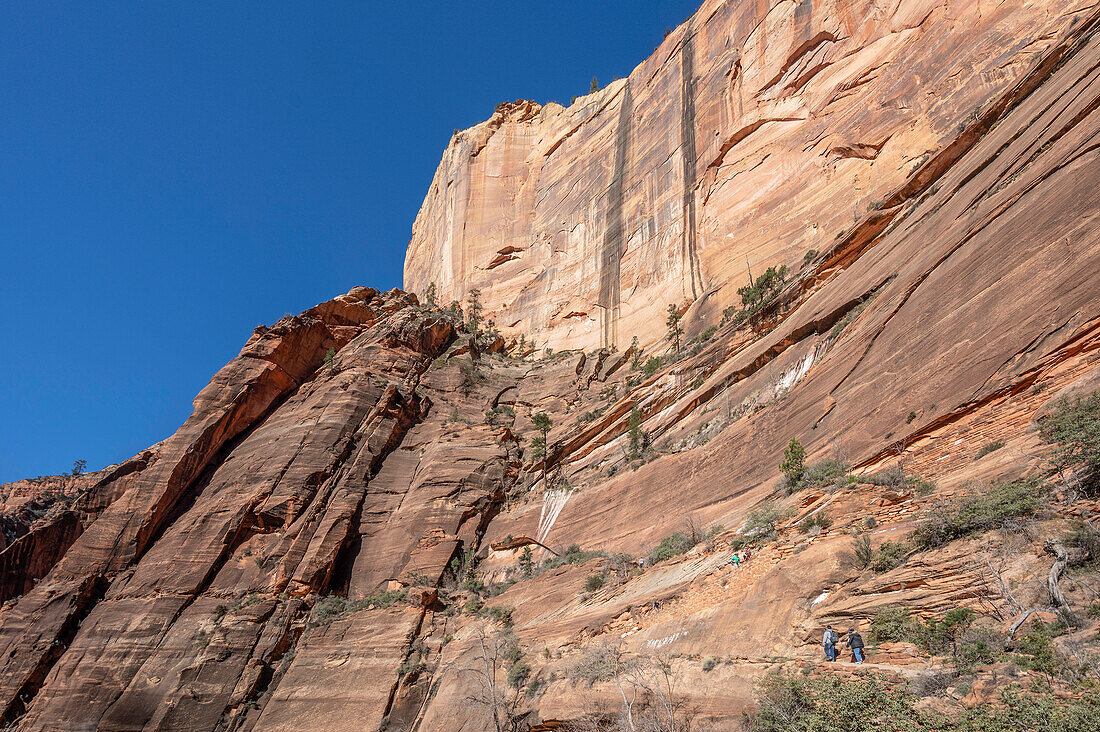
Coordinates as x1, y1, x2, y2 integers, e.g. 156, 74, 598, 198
405, 0, 1097, 352
4, 1, 1100, 730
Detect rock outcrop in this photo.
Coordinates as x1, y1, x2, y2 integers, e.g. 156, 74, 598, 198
405, 0, 1098, 352
5, 0, 1100, 729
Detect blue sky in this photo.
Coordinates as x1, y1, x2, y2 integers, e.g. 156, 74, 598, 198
0, 1, 700, 482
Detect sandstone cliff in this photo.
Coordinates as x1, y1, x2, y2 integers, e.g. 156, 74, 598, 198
405, 0, 1097, 352
4, 0, 1100, 729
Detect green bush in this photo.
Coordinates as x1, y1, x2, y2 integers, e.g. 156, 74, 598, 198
628, 404, 645, 460
748, 668, 1100, 732
975, 440, 1006, 459
908, 477, 1045, 550
486, 605, 514, 626
584, 573, 606, 592
309, 595, 348, 628
648, 532, 695, 564
869, 540, 910, 572
747, 668, 923, 732
911, 608, 975, 656
743, 502, 794, 542
507, 659, 531, 689
781, 438, 806, 485
868, 607, 914, 645
1039, 390, 1100, 495
641, 356, 662, 377
358, 589, 407, 608
702, 656, 718, 672
867, 607, 1000, 669
737, 265, 788, 308
847, 533, 874, 568
800, 512, 833, 533
1062, 521, 1100, 566
953, 623, 1002, 671
540, 544, 607, 573
799, 459, 849, 491
1011, 623, 1075, 681
860, 465, 908, 488
857, 465, 937, 495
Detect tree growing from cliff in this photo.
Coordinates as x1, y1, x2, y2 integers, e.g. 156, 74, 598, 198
518, 547, 534, 578
460, 625, 531, 732
531, 412, 553, 487
466, 288, 483, 335
738, 264, 789, 308
781, 438, 806, 486
590, 76, 599, 93
425, 281, 437, 306
665, 304, 683, 355
569, 640, 696, 732
71, 459, 86, 476
1040, 390, 1100, 497
629, 335, 643, 371
628, 404, 645, 460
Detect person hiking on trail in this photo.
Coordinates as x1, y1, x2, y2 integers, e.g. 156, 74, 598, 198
823, 626, 839, 661
743, 548, 752, 563
846, 628, 865, 664
730, 552, 742, 569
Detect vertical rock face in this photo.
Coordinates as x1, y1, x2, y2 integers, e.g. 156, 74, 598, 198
4, 1, 1100, 730
405, 0, 1095, 351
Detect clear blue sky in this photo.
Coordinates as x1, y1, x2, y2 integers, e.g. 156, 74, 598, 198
0, 1, 700, 482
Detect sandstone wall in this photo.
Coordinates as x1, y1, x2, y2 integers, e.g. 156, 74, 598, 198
3, 1, 1100, 729
405, 0, 1092, 352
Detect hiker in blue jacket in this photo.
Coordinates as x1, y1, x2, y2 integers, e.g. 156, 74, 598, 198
823, 625, 839, 661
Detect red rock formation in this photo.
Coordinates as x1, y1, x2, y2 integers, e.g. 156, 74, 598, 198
4, 1, 1100, 729
405, 0, 1099, 352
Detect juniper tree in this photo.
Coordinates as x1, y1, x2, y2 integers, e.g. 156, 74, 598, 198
781, 438, 806, 486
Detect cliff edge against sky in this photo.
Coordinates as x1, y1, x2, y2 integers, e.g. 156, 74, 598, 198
405, 0, 1095, 352
3, 0, 1100, 729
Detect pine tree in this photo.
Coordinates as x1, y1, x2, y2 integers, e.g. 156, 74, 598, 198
425, 281, 438, 306
531, 412, 553, 487
628, 405, 644, 460
518, 547, 534, 578
630, 335, 643, 371
666, 304, 684, 354
590, 76, 599, 93
466, 289, 483, 335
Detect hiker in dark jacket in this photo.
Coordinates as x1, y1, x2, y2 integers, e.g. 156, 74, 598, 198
846, 628, 865, 664
823, 626, 839, 661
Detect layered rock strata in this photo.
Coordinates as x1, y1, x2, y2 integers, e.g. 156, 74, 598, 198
406, 0, 1098, 352
3, 0, 1100, 729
